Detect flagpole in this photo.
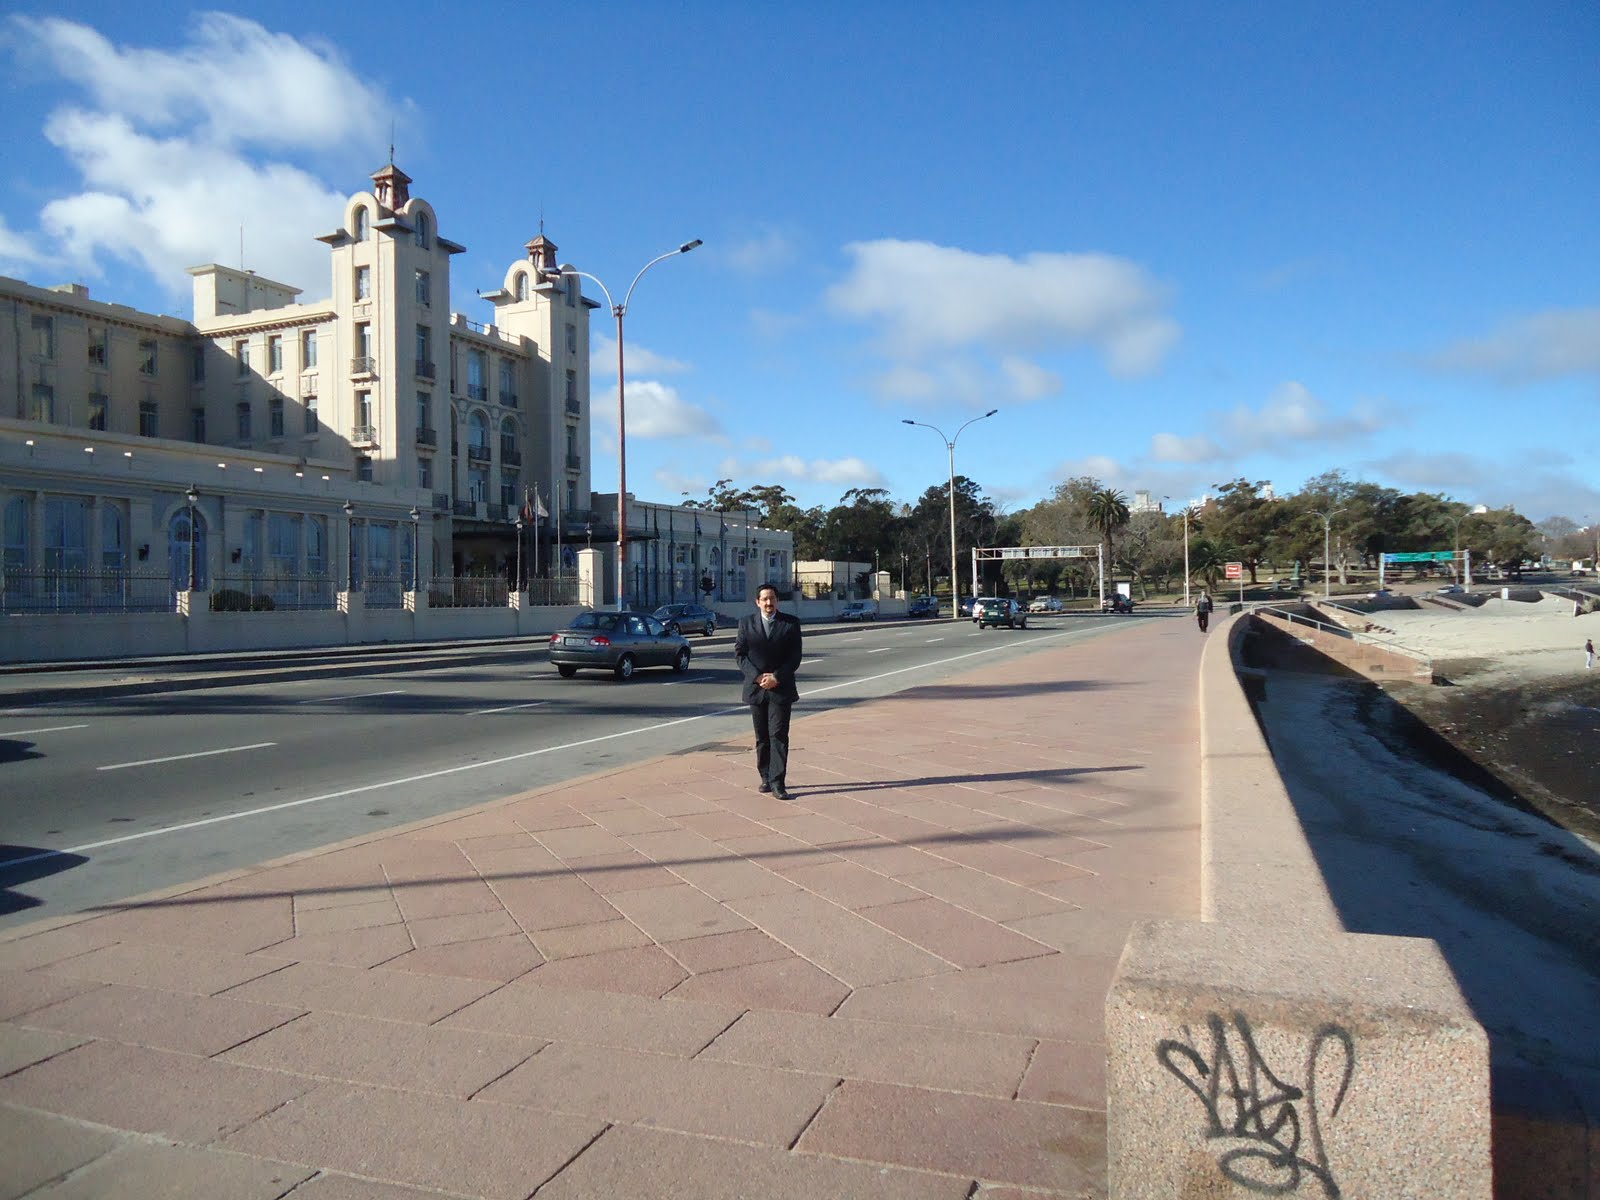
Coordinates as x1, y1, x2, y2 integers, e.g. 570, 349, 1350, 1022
555, 483, 563, 590
533, 484, 541, 580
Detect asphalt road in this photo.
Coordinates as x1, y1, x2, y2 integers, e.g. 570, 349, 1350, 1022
0, 614, 1151, 929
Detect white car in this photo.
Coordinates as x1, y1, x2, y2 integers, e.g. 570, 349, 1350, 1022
1028, 596, 1063, 612
838, 601, 877, 622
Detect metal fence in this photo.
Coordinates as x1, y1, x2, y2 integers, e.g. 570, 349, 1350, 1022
428, 576, 509, 608
1, 568, 176, 614
526, 577, 580, 607
208, 575, 337, 612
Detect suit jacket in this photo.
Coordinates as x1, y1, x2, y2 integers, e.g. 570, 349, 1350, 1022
735, 611, 803, 704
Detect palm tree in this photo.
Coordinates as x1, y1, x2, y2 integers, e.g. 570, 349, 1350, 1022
1087, 488, 1131, 576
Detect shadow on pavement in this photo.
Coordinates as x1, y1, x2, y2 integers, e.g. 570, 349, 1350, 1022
0, 845, 90, 915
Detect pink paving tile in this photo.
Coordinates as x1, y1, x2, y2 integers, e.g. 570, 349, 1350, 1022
291, 884, 396, 914
376, 932, 544, 982
584, 803, 682, 835
1004, 906, 1157, 958
391, 880, 505, 923
797, 1078, 1105, 1192
638, 789, 723, 818
838, 953, 1114, 1042
0, 1103, 123, 1200
0, 1039, 312, 1143
533, 1121, 972, 1200
525, 944, 688, 998
702, 1008, 1034, 1096
219, 1082, 604, 1199
533, 823, 631, 861
924, 836, 1097, 885
666, 956, 851, 1016
1019, 1038, 1107, 1111
440, 980, 741, 1055
718, 832, 842, 872
279, 1176, 461, 1200
675, 810, 776, 841
292, 898, 405, 935
602, 883, 751, 943
506, 801, 604, 832
0, 1023, 88, 1078
250, 922, 417, 968
760, 810, 870, 847
884, 796, 1012, 831
665, 927, 794, 974
220, 1010, 542, 1097
405, 907, 523, 949
0, 922, 122, 972
35, 940, 286, 996
562, 850, 684, 894
405, 810, 526, 842
220, 960, 496, 1023
29, 1140, 316, 1199
900, 865, 1072, 922
479, 1040, 837, 1144
0, 969, 103, 1021
16, 982, 300, 1055
834, 838, 951, 878
88, 888, 295, 954
1030, 867, 1197, 914
858, 897, 1056, 968
487, 874, 621, 931
726, 889, 952, 987
779, 860, 934, 909
530, 918, 653, 960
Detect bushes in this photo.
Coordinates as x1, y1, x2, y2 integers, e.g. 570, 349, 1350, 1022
211, 589, 275, 612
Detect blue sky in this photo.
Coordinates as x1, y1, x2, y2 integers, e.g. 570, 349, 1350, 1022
4, 3, 1598, 523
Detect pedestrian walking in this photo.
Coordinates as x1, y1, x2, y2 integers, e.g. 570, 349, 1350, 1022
1195, 590, 1213, 633
735, 582, 803, 800
1586, 638, 1594, 670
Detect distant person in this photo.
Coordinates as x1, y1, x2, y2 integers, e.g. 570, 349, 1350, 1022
1587, 638, 1594, 670
735, 582, 803, 800
1196, 590, 1214, 633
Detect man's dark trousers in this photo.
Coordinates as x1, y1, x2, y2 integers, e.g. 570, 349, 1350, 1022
749, 690, 792, 789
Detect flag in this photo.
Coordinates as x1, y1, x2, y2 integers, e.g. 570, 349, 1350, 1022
694, 514, 702, 535
534, 490, 548, 520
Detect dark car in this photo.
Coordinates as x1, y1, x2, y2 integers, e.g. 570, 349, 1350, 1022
549, 611, 692, 679
653, 603, 718, 637
1101, 594, 1136, 613
958, 597, 977, 618
975, 597, 1027, 629
907, 595, 940, 618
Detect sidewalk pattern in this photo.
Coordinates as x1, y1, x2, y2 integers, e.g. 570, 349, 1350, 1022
0, 619, 1201, 1199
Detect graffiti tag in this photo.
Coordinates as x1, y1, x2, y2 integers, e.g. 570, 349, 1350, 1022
1157, 1011, 1355, 1197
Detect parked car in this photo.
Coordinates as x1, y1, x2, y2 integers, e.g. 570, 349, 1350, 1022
550, 611, 691, 679
1101, 594, 1136, 613
907, 595, 940, 618
1437, 584, 1466, 595
653, 602, 718, 637
838, 601, 877, 622
958, 597, 977, 618
976, 597, 1027, 629
1028, 596, 1063, 613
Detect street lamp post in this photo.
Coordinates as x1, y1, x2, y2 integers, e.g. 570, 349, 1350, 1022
1310, 508, 1343, 598
1165, 496, 1192, 608
185, 485, 199, 591
513, 516, 524, 594
409, 506, 420, 592
544, 240, 702, 610
343, 500, 355, 592
901, 409, 999, 619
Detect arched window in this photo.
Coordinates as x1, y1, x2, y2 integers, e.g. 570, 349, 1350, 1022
469, 410, 490, 451
3, 495, 28, 569
169, 506, 207, 590
499, 416, 518, 457
353, 206, 370, 241
101, 504, 125, 571
415, 212, 430, 249
515, 272, 528, 302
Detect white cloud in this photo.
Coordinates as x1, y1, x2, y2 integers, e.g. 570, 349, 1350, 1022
7, 14, 399, 298
748, 455, 887, 488
591, 334, 690, 376
1150, 432, 1225, 463
1426, 308, 1600, 383
723, 228, 795, 275
868, 354, 1061, 406
0, 214, 51, 272
1000, 356, 1062, 400
750, 308, 806, 338
827, 239, 1180, 377
1224, 381, 1389, 449
1370, 451, 1600, 521
595, 380, 723, 440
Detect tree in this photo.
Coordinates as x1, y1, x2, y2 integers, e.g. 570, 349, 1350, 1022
819, 487, 897, 564
1087, 488, 1131, 573
1204, 479, 1281, 583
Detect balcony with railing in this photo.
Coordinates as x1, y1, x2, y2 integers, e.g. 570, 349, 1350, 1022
454, 499, 478, 517
501, 447, 521, 466
467, 384, 488, 402
432, 491, 451, 513
487, 503, 508, 522
415, 358, 436, 380
466, 444, 491, 463
501, 392, 518, 409
565, 453, 582, 471
350, 424, 379, 447
350, 356, 377, 376
564, 398, 581, 416
415, 426, 437, 447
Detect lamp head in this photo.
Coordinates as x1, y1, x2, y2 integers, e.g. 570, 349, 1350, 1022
679, 239, 703, 253
901, 419, 915, 426
984, 408, 998, 417
185, 486, 198, 504
343, 500, 354, 516
409, 507, 420, 522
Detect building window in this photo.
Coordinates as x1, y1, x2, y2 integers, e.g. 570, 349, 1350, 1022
355, 265, 371, 301
467, 350, 487, 401
139, 399, 159, 437
139, 338, 158, 376
3, 496, 28, 569
304, 393, 318, 434
301, 329, 317, 368
415, 325, 431, 377
469, 410, 489, 453
236, 401, 252, 440
566, 480, 577, 514
268, 513, 300, 580
88, 328, 107, 367
499, 359, 516, 407
415, 212, 430, 248
268, 335, 283, 374
44, 497, 89, 571
88, 393, 108, 431
102, 504, 125, 572
469, 466, 488, 503
356, 455, 373, 482
565, 369, 576, 405
236, 340, 250, 375
416, 391, 430, 432
565, 425, 577, 458
566, 323, 576, 354
499, 416, 518, 458
269, 396, 285, 437
191, 407, 206, 442
191, 345, 205, 383
354, 206, 369, 240
32, 314, 54, 358
564, 276, 576, 307
354, 323, 373, 371
501, 474, 517, 508
307, 518, 326, 577
29, 383, 55, 422
515, 273, 528, 302
356, 389, 372, 428
418, 459, 432, 490
415, 269, 430, 307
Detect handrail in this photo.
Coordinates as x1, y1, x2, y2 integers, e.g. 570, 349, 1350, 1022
1254, 604, 1433, 665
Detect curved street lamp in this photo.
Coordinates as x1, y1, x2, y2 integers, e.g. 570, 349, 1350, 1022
343, 500, 356, 592
546, 240, 702, 610
409, 506, 421, 593
185, 485, 199, 591
1309, 508, 1344, 598
901, 409, 999, 619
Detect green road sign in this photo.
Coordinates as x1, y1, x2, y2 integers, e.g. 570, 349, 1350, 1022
1383, 551, 1456, 563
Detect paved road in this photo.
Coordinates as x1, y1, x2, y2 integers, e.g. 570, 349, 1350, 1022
1, 615, 1151, 928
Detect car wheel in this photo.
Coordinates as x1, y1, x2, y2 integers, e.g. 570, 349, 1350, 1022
1019, 617, 1027, 628
703, 621, 715, 637
674, 647, 691, 672
666, 622, 680, 636
614, 654, 635, 681
557, 664, 577, 678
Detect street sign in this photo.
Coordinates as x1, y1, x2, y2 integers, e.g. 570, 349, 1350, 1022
1224, 562, 1243, 580
1382, 551, 1456, 563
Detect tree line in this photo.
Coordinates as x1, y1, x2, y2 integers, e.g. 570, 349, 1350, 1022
684, 469, 1570, 598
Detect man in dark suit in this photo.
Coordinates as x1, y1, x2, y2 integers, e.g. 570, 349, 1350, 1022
735, 582, 803, 800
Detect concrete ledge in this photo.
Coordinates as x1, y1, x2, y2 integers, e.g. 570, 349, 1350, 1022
1108, 920, 1492, 1199
1258, 608, 1433, 681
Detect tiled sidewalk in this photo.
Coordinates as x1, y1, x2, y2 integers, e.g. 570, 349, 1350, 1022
0, 618, 1202, 1199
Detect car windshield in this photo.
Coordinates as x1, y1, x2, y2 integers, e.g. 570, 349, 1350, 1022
570, 612, 624, 633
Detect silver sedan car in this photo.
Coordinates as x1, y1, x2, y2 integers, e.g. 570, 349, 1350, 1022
549, 611, 692, 680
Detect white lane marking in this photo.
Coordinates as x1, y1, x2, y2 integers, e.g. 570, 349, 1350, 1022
925, 637, 945, 643
295, 690, 407, 705
470, 700, 548, 715
661, 673, 715, 687
97, 742, 277, 772
0, 723, 90, 737
866, 647, 891, 654
12, 629, 1082, 866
